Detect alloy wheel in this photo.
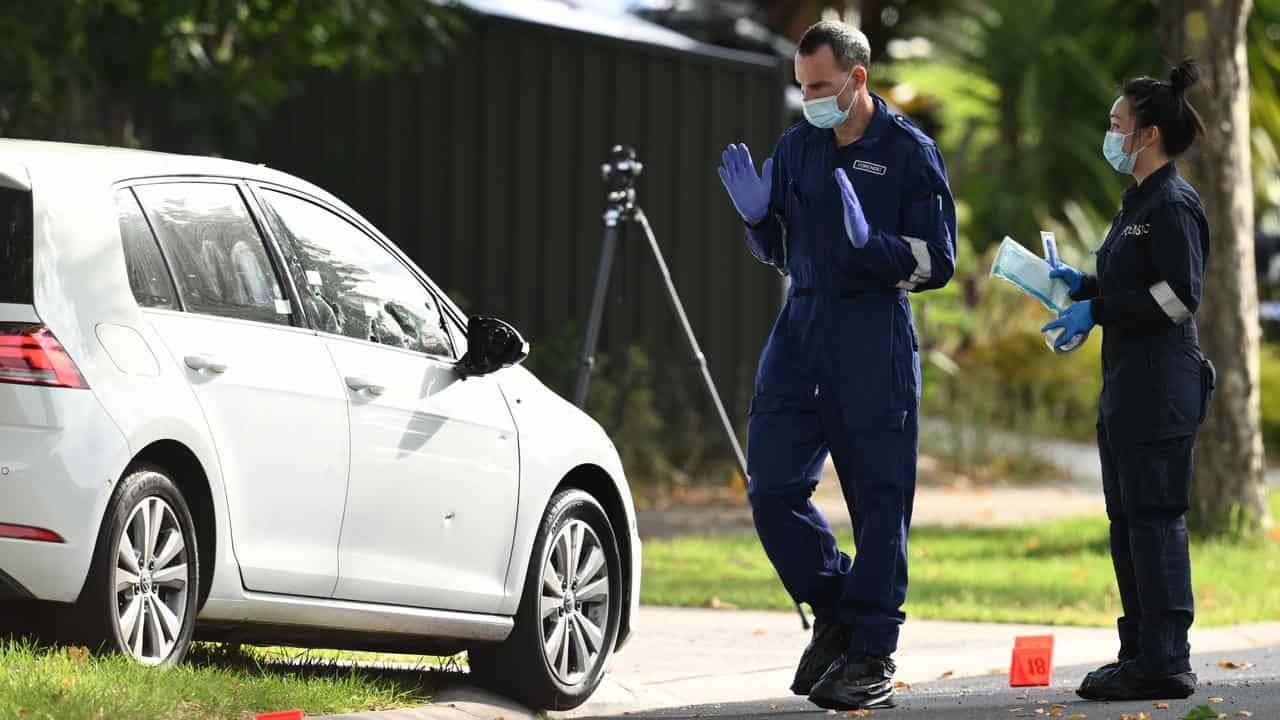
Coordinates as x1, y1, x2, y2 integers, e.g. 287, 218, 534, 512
113, 493, 189, 665
539, 519, 610, 685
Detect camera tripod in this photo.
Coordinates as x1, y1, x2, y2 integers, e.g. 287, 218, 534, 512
572, 146, 809, 630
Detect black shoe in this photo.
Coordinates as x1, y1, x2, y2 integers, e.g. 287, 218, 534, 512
790, 616, 852, 695
1076, 659, 1197, 701
807, 653, 898, 711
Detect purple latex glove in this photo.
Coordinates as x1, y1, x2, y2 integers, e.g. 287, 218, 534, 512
716, 144, 773, 224
834, 167, 870, 248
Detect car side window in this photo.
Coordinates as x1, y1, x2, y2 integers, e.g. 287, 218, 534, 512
258, 189, 454, 359
114, 189, 178, 310
134, 183, 292, 326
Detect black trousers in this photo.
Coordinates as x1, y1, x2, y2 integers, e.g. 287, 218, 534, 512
1098, 425, 1196, 675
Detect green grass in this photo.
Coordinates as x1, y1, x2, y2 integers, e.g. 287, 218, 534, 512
0, 641, 448, 720
642, 493, 1280, 627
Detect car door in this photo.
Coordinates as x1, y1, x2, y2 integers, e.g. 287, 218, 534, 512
126, 181, 351, 598
253, 185, 521, 613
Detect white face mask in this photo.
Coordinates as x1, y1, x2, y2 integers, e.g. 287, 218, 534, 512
802, 71, 854, 129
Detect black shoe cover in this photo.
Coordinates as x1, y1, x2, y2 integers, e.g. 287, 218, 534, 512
791, 616, 852, 696
1076, 659, 1197, 701
808, 653, 898, 711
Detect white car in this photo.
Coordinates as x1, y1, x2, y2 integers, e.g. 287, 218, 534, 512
0, 140, 640, 710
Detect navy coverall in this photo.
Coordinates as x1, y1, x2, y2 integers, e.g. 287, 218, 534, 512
1070, 161, 1212, 675
744, 94, 956, 657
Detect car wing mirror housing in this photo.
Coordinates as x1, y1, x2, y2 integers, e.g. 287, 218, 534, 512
457, 316, 529, 378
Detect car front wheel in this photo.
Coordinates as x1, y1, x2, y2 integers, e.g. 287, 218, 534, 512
469, 488, 623, 710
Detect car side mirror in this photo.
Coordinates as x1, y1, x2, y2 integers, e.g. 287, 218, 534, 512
457, 316, 529, 378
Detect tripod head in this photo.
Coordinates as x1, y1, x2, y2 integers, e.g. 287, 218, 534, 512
601, 145, 642, 215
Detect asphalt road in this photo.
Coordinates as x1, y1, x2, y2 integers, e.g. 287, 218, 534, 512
583, 646, 1280, 720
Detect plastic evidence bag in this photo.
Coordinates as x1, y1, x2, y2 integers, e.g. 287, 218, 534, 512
989, 236, 1072, 315
989, 236, 1084, 353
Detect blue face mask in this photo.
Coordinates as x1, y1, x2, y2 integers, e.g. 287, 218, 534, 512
802, 71, 854, 129
1102, 129, 1151, 175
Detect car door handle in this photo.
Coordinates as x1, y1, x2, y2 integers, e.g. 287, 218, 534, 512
345, 376, 386, 396
184, 355, 228, 374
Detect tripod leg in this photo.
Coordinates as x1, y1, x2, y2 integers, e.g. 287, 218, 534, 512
573, 207, 623, 408
632, 209, 747, 477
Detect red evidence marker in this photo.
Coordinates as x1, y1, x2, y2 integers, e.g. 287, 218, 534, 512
1009, 635, 1054, 687
256, 711, 304, 720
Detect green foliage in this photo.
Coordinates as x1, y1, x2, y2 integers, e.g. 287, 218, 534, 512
1252, 0, 1280, 231
1182, 706, 1221, 720
0, 0, 462, 148
523, 324, 727, 487
642, 492, 1280, 627
893, 0, 1161, 254
1262, 343, 1280, 458
913, 235, 1103, 463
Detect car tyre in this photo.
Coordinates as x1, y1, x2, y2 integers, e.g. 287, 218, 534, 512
74, 465, 199, 666
469, 489, 622, 710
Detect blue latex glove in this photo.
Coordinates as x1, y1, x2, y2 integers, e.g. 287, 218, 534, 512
1041, 300, 1095, 349
1048, 264, 1084, 295
834, 167, 870, 249
717, 144, 772, 224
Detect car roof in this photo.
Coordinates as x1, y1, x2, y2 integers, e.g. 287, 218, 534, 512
0, 139, 344, 207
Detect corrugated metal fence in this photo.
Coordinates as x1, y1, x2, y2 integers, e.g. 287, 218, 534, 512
245, 13, 788, 456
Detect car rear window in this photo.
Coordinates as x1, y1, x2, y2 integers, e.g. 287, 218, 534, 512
0, 188, 33, 304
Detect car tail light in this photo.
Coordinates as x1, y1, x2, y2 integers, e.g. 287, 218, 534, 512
0, 324, 88, 389
0, 523, 64, 543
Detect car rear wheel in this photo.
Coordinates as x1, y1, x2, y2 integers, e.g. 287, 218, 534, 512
75, 466, 199, 666
469, 489, 622, 710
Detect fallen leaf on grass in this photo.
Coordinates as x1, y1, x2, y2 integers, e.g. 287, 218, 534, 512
66, 646, 90, 665
1268, 526, 1280, 541
59, 676, 75, 689
1026, 536, 1041, 550
938, 670, 955, 679
1218, 661, 1255, 670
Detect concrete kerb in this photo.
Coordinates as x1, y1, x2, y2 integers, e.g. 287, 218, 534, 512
318, 686, 539, 720
314, 608, 1280, 720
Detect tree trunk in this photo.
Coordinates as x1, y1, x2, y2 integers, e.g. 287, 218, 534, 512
1160, 0, 1272, 537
